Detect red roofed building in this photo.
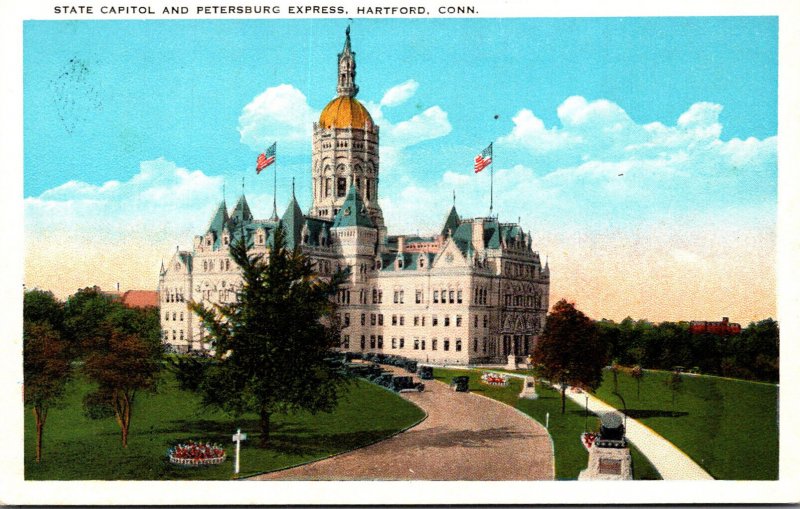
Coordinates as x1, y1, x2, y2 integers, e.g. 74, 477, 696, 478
120, 290, 159, 309
689, 317, 742, 335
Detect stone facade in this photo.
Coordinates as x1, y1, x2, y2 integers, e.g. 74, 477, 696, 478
158, 28, 550, 364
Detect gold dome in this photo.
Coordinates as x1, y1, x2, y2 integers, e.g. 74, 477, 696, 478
319, 96, 373, 129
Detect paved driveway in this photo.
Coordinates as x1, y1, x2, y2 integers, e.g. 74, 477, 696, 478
251, 373, 553, 481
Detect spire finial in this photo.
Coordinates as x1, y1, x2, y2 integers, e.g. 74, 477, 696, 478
223, 181, 226, 203
453, 189, 456, 207
292, 177, 296, 198
241, 176, 245, 195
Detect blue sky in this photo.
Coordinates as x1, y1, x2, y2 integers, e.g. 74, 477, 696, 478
23, 17, 778, 322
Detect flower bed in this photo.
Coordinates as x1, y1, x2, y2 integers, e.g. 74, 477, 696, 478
168, 440, 226, 467
581, 432, 597, 450
481, 372, 509, 387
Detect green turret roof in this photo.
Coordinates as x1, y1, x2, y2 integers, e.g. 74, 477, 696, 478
206, 200, 229, 235
441, 205, 460, 237
229, 195, 253, 227
281, 192, 305, 250
333, 185, 374, 228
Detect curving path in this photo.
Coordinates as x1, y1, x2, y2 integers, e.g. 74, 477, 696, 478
250, 370, 554, 481
565, 389, 714, 480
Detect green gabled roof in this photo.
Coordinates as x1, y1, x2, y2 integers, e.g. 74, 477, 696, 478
441, 205, 460, 237
178, 252, 193, 273
281, 194, 305, 250
332, 185, 374, 228
378, 252, 435, 272
229, 195, 253, 227
451, 222, 473, 255
303, 217, 333, 246
206, 201, 229, 235
484, 221, 501, 249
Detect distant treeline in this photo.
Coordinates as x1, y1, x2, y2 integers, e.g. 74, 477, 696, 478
595, 317, 779, 383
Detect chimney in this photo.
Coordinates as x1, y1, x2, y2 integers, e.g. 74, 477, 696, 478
472, 219, 485, 252
397, 235, 405, 253
722, 317, 729, 324
117, 282, 120, 292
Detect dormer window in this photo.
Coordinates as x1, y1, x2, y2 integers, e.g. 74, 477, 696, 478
223, 236, 229, 246
397, 258, 403, 269
206, 238, 211, 246
258, 235, 264, 244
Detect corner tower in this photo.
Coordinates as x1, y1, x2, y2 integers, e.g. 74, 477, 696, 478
310, 27, 386, 245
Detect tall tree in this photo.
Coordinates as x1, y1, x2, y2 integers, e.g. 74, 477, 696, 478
189, 224, 347, 448
63, 287, 118, 358
82, 324, 162, 447
532, 299, 607, 414
23, 320, 71, 463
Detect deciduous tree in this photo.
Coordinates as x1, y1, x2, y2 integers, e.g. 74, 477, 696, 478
23, 320, 71, 463
83, 326, 162, 447
532, 299, 607, 414
189, 224, 348, 448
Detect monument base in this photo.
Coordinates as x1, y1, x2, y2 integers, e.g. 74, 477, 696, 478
578, 445, 633, 480
506, 354, 517, 370
519, 376, 538, 399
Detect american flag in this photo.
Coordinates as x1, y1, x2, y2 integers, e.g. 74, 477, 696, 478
474, 142, 493, 173
256, 142, 276, 174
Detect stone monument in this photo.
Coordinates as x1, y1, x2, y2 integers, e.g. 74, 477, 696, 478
518, 376, 538, 399
578, 412, 633, 480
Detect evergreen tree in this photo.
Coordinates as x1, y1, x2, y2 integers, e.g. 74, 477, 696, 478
532, 299, 607, 414
189, 223, 347, 448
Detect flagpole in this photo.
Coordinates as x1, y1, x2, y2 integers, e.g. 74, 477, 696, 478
489, 142, 494, 218
271, 145, 278, 221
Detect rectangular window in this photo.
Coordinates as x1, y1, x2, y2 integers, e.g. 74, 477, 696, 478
433, 290, 439, 303
456, 315, 462, 327
361, 335, 366, 350
456, 340, 462, 352
371, 314, 376, 326
416, 290, 423, 304
414, 339, 419, 350
399, 291, 404, 304
165, 312, 169, 321
432, 339, 438, 350
377, 335, 383, 349
361, 313, 366, 326
392, 315, 398, 326
337, 177, 347, 197
414, 316, 419, 326
449, 290, 455, 303
399, 337, 405, 348
344, 313, 350, 327
378, 314, 384, 326
444, 316, 450, 327
444, 339, 450, 351
474, 315, 478, 328
457, 290, 463, 303
432, 315, 438, 326
400, 316, 405, 326
373, 289, 378, 303
484, 315, 489, 328
392, 337, 397, 349
343, 335, 350, 349
370, 335, 376, 348
422, 316, 426, 326
483, 338, 487, 353
421, 339, 426, 350
393, 291, 399, 304
473, 339, 478, 352
325, 178, 331, 197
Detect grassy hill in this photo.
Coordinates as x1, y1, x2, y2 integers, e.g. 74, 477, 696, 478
594, 369, 778, 480
25, 372, 425, 480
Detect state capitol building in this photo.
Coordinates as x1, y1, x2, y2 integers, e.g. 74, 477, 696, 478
158, 28, 550, 366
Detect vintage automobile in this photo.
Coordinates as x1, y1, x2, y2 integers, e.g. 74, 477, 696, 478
450, 375, 469, 392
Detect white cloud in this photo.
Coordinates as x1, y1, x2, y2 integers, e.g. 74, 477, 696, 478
380, 79, 419, 107
384, 106, 452, 148
498, 109, 577, 152
237, 84, 318, 151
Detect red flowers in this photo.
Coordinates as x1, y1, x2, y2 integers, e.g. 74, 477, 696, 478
581, 432, 597, 450
481, 372, 509, 387
168, 440, 226, 466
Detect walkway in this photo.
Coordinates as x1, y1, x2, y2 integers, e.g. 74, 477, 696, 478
565, 389, 714, 480
250, 371, 554, 480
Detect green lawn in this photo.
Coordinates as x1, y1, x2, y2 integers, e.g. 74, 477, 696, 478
594, 369, 778, 480
434, 368, 661, 480
25, 372, 425, 480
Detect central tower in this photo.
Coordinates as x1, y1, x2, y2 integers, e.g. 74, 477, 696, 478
310, 27, 386, 244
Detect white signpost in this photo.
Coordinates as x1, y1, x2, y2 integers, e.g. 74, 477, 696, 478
232, 428, 247, 475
